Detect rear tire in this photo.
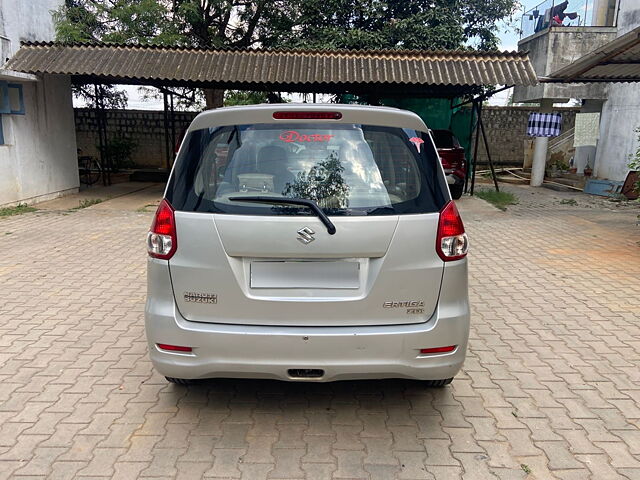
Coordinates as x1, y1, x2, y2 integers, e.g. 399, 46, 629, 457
424, 378, 453, 388
165, 377, 193, 385
449, 184, 464, 200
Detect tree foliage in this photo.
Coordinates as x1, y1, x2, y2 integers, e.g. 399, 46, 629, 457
56, 0, 518, 50
263, 0, 518, 51
53, 0, 180, 45
54, 0, 292, 48
72, 83, 127, 109
224, 90, 289, 106
54, 0, 519, 108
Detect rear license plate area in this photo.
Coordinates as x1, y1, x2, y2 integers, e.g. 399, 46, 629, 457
250, 261, 360, 289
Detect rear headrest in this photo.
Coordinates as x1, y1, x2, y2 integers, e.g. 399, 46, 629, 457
257, 145, 288, 163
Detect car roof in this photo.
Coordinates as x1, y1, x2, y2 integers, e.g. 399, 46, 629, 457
188, 103, 429, 133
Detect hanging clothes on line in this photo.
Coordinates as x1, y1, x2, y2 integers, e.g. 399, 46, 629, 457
527, 112, 563, 137
573, 112, 600, 147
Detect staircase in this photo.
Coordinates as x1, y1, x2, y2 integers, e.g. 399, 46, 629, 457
548, 127, 575, 156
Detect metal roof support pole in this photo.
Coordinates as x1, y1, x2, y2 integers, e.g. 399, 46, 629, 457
464, 103, 477, 194
163, 91, 171, 171
170, 92, 176, 168
93, 84, 103, 186
478, 109, 500, 193
94, 84, 111, 186
102, 86, 112, 186
453, 84, 513, 195
469, 101, 482, 196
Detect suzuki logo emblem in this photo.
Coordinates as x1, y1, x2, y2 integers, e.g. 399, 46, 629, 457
296, 227, 315, 244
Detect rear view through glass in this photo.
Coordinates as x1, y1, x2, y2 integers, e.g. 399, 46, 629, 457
431, 129, 461, 149
167, 123, 446, 215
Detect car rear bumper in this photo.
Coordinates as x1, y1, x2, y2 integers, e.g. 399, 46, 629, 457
145, 259, 470, 382
146, 309, 469, 382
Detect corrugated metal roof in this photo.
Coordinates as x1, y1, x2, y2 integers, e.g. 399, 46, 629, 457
545, 25, 640, 83
5, 42, 538, 89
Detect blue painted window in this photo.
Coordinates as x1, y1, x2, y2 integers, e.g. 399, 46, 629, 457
0, 81, 24, 115
0, 81, 25, 145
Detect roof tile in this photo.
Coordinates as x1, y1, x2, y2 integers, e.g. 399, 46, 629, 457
5, 42, 538, 87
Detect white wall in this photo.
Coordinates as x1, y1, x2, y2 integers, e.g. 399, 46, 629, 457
594, 2, 640, 181
594, 84, 640, 180
0, 0, 62, 56
0, 0, 79, 205
616, 1, 640, 36
0, 75, 78, 205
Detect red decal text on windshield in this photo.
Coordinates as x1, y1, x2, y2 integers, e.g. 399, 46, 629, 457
279, 131, 334, 143
409, 137, 424, 153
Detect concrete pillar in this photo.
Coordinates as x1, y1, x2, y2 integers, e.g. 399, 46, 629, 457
592, 0, 611, 25
530, 99, 554, 187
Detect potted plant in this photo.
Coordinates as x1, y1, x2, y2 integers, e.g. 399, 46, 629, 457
584, 162, 593, 177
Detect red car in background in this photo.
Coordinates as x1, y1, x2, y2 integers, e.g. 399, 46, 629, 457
432, 130, 466, 199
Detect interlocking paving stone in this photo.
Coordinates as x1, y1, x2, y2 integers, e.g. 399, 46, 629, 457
1, 185, 639, 479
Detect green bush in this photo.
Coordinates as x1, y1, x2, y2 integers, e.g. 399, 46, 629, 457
475, 189, 519, 211
98, 135, 138, 171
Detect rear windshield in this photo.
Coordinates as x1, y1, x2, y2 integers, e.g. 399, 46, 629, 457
432, 130, 461, 149
166, 123, 447, 216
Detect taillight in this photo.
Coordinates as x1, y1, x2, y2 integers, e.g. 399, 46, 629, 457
147, 199, 177, 260
439, 150, 464, 171
436, 201, 468, 261
273, 111, 342, 120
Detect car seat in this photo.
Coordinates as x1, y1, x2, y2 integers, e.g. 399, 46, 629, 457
256, 145, 296, 194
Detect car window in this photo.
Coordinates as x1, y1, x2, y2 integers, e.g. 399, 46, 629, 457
432, 130, 460, 149
167, 123, 446, 216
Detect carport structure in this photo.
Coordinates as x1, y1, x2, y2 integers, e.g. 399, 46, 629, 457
6, 42, 538, 192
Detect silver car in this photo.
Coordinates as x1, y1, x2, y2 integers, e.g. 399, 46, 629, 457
145, 104, 469, 386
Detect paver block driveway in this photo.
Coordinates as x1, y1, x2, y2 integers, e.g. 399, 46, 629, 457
0, 184, 639, 479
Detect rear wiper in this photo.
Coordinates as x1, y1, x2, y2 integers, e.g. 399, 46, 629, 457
365, 206, 396, 215
229, 196, 337, 235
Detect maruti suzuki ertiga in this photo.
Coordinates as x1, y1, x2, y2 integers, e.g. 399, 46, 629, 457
145, 104, 470, 386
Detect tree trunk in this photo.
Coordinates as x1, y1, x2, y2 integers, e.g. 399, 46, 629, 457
204, 88, 225, 109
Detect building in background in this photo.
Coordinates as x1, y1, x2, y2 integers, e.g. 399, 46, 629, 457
514, 0, 639, 187
0, 0, 78, 206
592, 4, 640, 181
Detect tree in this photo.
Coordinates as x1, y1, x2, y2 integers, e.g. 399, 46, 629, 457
54, 0, 519, 108
261, 0, 519, 51
54, 0, 274, 47
54, 0, 292, 108
72, 83, 128, 109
